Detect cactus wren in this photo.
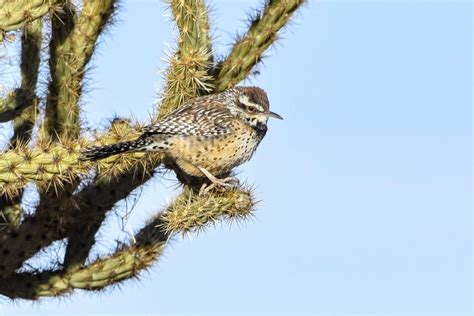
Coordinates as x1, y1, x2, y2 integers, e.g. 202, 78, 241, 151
81, 87, 282, 193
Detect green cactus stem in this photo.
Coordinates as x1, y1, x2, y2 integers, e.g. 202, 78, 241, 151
1, 19, 44, 230
0, 121, 156, 198
214, 0, 305, 92
161, 187, 255, 235
158, 0, 213, 118
10, 18, 42, 146
41, 0, 117, 140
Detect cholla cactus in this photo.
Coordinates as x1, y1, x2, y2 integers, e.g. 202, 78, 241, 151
0, 0, 304, 300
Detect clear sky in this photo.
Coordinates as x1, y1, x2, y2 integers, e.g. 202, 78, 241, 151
1, 0, 472, 315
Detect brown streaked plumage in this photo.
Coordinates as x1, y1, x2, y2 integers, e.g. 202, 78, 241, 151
81, 86, 282, 192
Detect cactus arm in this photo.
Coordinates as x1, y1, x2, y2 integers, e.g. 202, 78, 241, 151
170, 0, 212, 54
0, 143, 85, 198
41, 0, 117, 140
158, 0, 213, 118
71, 0, 117, 64
40, 2, 77, 140
214, 0, 305, 92
162, 187, 255, 234
10, 18, 43, 146
0, 119, 153, 197
0, 229, 167, 299
0, 18, 43, 230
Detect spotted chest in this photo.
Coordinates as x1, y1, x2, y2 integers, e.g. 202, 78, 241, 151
162, 120, 262, 177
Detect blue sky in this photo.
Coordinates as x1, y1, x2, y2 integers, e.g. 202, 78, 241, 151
0, 0, 472, 315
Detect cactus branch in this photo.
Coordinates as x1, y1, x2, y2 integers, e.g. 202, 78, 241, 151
162, 187, 255, 235
0, 18, 43, 231
0, 121, 157, 198
11, 18, 42, 146
40, 2, 77, 140
0, 142, 85, 198
158, 0, 213, 118
41, 0, 117, 140
214, 0, 305, 92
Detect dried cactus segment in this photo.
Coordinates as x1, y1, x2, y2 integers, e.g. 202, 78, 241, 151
19, 18, 42, 91
61, 157, 160, 271
214, 0, 305, 92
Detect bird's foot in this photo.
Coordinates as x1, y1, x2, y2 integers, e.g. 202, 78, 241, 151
199, 176, 240, 196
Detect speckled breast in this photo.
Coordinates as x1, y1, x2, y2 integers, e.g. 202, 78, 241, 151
169, 120, 261, 177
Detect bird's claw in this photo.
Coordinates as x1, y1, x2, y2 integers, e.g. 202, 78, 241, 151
199, 177, 240, 196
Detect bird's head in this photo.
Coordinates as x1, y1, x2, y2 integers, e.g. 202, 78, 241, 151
232, 86, 282, 132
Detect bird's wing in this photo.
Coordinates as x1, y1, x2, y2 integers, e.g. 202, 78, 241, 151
141, 104, 234, 137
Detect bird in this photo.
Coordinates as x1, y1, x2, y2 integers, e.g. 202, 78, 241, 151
81, 86, 282, 194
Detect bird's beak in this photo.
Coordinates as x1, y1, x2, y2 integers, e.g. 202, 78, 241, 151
267, 111, 283, 120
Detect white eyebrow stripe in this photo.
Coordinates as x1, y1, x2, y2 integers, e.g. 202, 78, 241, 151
239, 95, 264, 112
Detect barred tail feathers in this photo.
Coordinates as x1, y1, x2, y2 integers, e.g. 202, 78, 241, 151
80, 138, 152, 161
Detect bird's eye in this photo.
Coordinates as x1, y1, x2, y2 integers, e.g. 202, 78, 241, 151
246, 106, 255, 113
